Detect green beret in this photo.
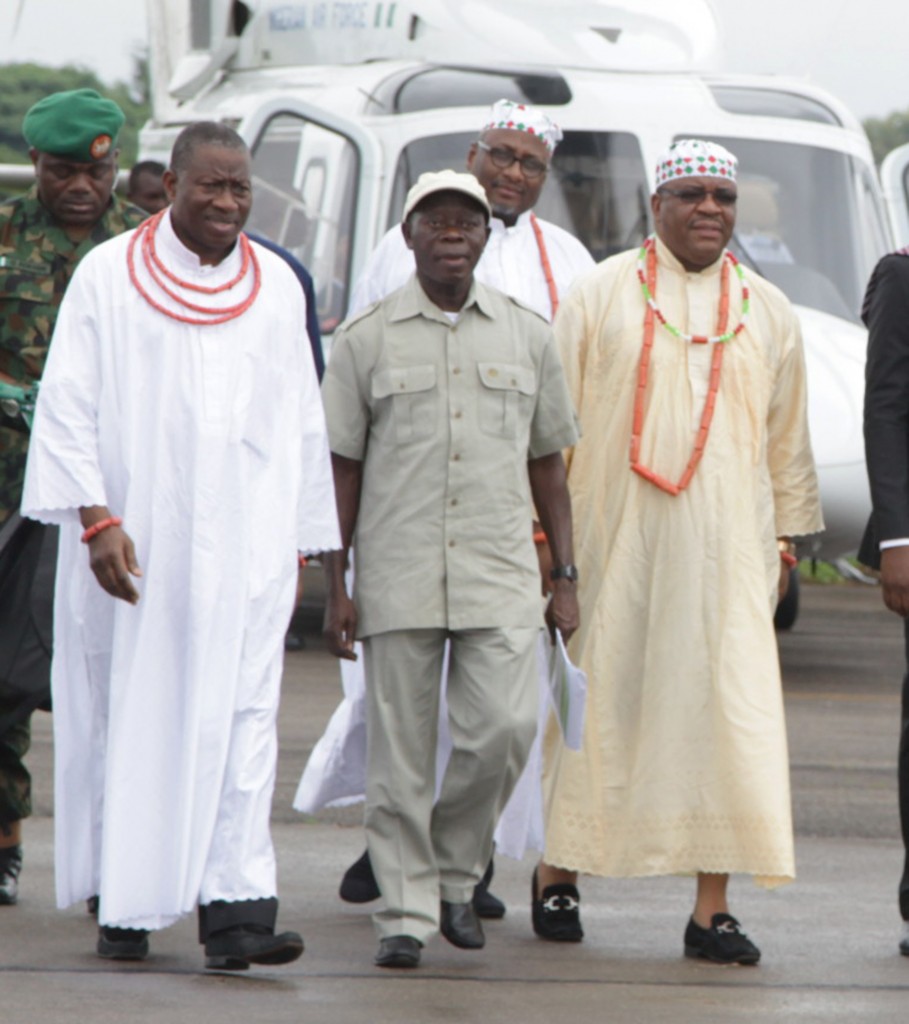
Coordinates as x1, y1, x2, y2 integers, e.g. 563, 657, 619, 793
23, 88, 125, 162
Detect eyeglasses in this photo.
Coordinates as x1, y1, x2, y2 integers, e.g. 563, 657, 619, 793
476, 140, 549, 179
657, 185, 738, 207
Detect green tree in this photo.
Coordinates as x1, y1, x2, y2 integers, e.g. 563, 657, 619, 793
863, 110, 909, 167
0, 58, 150, 166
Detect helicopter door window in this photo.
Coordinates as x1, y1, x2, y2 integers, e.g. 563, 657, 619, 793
389, 130, 648, 261
249, 113, 360, 334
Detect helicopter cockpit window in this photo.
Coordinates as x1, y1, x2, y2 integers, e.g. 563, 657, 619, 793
701, 135, 888, 322
248, 113, 359, 334
388, 131, 648, 262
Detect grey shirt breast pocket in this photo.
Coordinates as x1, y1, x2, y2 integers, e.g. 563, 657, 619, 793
372, 364, 438, 444
476, 362, 538, 439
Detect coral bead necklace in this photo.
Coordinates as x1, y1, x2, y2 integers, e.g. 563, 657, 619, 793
629, 236, 748, 496
530, 213, 559, 318
127, 210, 261, 325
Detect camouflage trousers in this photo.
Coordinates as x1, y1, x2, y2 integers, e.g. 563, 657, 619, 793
0, 431, 35, 825
0, 423, 28, 525
0, 704, 30, 824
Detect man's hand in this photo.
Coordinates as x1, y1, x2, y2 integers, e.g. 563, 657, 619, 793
881, 546, 909, 617
546, 578, 579, 643
87, 526, 142, 604
323, 590, 359, 660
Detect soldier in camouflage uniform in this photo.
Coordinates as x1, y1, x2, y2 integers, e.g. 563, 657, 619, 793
0, 89, 146, 904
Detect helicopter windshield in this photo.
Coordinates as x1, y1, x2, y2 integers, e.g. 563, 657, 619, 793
703, 136, 889, 323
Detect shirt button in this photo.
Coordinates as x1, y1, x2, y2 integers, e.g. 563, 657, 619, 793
450, 498, 458, 507
453, 410, 462, 419
452, 366, 461, 375
448, 539, 456, 547
452, 453, 461, 461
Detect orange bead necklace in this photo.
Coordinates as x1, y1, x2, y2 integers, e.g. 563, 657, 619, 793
629, 239, 738, 496
127, 210, 261, 325
530, 213, 559, 318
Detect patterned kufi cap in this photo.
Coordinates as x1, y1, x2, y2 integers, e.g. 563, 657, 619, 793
23, 88, 125, 163
654, 139, 738, 190
480, 99, 563, 154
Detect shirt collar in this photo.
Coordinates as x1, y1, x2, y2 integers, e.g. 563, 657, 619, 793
388, 273, 497, 323
159, 209, 244, 279
654, 234, 726, 278
488, 210, 533, 237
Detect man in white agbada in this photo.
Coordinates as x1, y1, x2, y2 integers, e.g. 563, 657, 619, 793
295, 99, 594, 913
535, 140, 823, 964
20, 122, 341, 969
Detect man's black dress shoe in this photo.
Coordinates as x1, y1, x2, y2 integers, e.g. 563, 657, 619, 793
473, 858, 506, 919
374, 934, 422, 968
900, 922, 909, 956
683, 913, 760, 965
531, 867, 584, 942
340, 848, 506, 918
204, 924, 304, 971
440, 900, 485, 949
97, 925, 150, 960
339, 849, 381, 903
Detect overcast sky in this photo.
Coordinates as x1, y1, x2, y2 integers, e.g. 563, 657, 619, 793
0, 1, 907, 121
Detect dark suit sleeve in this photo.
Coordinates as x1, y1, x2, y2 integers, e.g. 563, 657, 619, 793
864, 254, 909, 543
300, 270, 325, 381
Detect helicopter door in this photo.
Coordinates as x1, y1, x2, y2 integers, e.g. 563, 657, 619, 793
243, 104, 382, 338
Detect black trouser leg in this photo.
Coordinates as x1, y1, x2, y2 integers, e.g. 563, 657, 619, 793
899, 620, 909, 920
198, 897, 279, 942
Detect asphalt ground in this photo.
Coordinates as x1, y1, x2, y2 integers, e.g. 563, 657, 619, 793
2, 577, 909, 1023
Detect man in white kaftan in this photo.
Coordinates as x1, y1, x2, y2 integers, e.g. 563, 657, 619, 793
21, 123, 340, 969
295, 101, 594, 913
536, 140, 823, 964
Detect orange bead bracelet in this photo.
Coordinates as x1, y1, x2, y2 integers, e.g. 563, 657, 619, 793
81, 516, 123, 543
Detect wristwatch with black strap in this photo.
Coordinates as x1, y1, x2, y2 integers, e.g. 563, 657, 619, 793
549, 564, 579, 583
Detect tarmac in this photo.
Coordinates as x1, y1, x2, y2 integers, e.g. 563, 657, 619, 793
2, 577, 909, 1023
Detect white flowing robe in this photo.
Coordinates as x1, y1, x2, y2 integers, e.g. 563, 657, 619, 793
21, 214, 341, 929
542, 238, 823, 886
295, 213, 594, 860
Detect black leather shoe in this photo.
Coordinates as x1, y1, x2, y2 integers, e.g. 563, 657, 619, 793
339, 849, 381, 904
204, 924, 304, 971
86, 894, 99, 917
97, 925, 150, 960
531, 867, 583, 942
683, 913, 760, 965
440, 899, 485, 949
374, 935, 422, 968
901, 923, 909, 957
0, 845, 21, 906
472, 858, 506, 919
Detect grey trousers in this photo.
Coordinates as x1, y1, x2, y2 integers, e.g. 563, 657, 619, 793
362, 626, 539, 943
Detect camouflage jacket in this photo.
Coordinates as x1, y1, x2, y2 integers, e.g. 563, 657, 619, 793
0, 187, 146, 521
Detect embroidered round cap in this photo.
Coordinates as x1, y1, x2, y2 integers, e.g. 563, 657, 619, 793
23, 88, 125, 162
480, 99, 563, 154
654, 139, 738, 190
402, 169, 492, 222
